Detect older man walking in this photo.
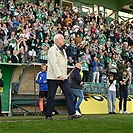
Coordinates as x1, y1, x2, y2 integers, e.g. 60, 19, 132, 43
45, 34, 81, 120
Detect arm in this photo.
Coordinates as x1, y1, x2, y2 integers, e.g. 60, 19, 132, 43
119, 76, 129, 85
36, 73, 47, 84
106, 77, 110, 86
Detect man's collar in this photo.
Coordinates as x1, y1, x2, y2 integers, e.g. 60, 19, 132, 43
55, 44, 61, 49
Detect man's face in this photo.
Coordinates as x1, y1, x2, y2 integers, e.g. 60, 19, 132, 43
41, 65, 46, 72
56, 35, 64, 47
76, 63, 81, 69
94, 57, 97, 61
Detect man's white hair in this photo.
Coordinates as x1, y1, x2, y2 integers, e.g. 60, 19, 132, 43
54, 34, 63, 43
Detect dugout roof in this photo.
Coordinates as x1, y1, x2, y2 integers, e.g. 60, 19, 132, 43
81, 0, 133, 13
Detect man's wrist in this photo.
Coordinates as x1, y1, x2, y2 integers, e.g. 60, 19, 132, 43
58, 75, 62, 78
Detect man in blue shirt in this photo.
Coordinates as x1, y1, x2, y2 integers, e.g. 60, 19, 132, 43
36, 63, 48, 116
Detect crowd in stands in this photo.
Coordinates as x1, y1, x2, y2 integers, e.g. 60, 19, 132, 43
0, 0, 133, 83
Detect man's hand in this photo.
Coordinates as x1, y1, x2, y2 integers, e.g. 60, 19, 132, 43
59, 75, 65, 81
120, 81, 124, 85
80, 82, 84, 86
44, 80, 47, 83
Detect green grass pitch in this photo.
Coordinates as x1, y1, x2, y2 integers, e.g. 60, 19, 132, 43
0, 114, 133, 133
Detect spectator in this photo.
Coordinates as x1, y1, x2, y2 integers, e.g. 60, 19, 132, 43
56, 23, 63, 34
78, 15, 84, 28
105, 52, 112, 74
118, 59, 128, 78
121, 42, 129, 63
80, 55, 90, 82
50, 26, 57, 41
107, 73, 116, 114
27, 33, 37, 62
11, 49, 19, 63
2, 23, 8, 37
68, 56, 75, 66
84, 48, 91, 62
3, 50, 12, 63
74, 33, 82, 44
24, 24, 31, 39
8, 31, 18, 54
59, 17, 66, 27
65, 14, 72, 27
126, 62, 132, 85
67, 40, 78, 64
97, 49, 106, 68
109, 57, 118, 78
18, 47, 29, 63
40, 43, 49, 63
99, 67, 107, 83
91, 57, 102, 83
119, 70, 131, 114
7, 21, 16, 35
36, 24, 47, 48
0, 23, 5, 49
11, 16, 19, 29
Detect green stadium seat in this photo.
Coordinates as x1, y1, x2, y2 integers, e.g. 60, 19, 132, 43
83, 82, 92, 93
93, 83, 99, 94
99, 83, 108, 94
128, 84, 133, 95
83, 82, 108, 94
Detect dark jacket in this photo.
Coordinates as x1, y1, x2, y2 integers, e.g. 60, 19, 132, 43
119, 75, 129, 91
69, 67, 82, 89
90, 60, 101, 72
11, 55, 19, 63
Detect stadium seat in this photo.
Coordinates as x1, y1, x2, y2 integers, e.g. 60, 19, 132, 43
83, 82, 92, 94
99, 83, 108, 94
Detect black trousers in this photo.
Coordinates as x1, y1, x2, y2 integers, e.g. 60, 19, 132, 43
119, 90, 128, 111
46, 79, 75, 117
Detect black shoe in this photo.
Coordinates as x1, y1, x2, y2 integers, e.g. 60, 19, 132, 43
112, 112, 116, 114
108, 112, 113, 114
40, 111, 44, 116
45, 117, 53, 120
68, 114, 81, 120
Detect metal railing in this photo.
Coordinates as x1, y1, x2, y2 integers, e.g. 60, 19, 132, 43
11, 103, 34, 116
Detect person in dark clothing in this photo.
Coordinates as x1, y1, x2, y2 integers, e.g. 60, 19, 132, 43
11, 50, 19, 63
26, 34, 37, 62
18, 47, 29, 63
119, 70, 131, 114
36, 25, 47, 48
34, 0, 39, 6
69, 63, 84, 116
